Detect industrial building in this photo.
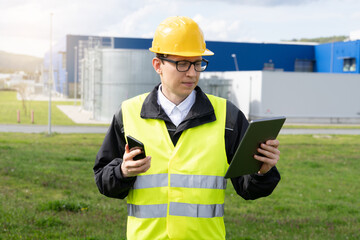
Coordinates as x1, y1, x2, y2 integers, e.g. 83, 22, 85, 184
43, 35, 360, 123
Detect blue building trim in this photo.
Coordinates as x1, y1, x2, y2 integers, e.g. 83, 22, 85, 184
314, 43, 332, 72
315, 40, 360, 74
205, 41, 314, 72
114, 37, 152, 49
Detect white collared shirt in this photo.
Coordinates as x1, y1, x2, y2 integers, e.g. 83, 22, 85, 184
157, 85, 196, 127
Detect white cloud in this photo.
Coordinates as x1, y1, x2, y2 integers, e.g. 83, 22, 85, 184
1, 0, 360, 57
193, 14, 244, 41
191, 0, 318, 6
100, 5, 156, 37
98, 1, 181, 38
0, 36, 49, 57
255, 0, 315, 5
0, 2, 49, 38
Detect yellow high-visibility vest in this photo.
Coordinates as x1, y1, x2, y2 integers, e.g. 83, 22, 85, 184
122, 93, 229, 240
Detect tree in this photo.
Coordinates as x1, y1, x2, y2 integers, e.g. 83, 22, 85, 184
13, 81, 31, 116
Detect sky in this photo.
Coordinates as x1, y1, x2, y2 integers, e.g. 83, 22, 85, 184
1, 0, 360, 58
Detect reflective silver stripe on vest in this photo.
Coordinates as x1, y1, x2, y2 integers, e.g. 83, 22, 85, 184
128, 202, 224, 219
127, 204, 167, 218
170, 174, 227, 189
169, 202, 224, 218
133, 174, 168, 189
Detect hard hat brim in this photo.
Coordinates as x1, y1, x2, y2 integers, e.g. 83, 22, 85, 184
149, 48, 214, 57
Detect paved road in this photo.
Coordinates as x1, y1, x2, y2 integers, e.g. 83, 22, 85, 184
279, 128, 360, 135
0, 124, 360, 135
0, 124, 109, 134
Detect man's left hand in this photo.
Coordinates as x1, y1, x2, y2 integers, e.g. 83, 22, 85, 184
254, 139, 280, 174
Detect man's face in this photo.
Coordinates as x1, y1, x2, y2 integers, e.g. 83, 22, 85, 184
154, 55, 202, 105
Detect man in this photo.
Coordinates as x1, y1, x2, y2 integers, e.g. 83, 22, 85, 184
94, 16, 281, 240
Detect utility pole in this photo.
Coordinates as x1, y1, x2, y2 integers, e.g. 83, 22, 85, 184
48, 13, 53, 135
74, 46, 78, 105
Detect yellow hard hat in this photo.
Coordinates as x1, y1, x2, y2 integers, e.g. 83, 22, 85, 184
149, 16, 214, 57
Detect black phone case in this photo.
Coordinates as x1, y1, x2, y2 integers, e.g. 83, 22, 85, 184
126, 135, 146, 160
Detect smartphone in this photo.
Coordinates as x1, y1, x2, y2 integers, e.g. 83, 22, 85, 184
126, 135, 146, 160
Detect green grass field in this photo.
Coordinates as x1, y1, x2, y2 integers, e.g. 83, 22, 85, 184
0, 133, 359, 239
0, 90, 84, 126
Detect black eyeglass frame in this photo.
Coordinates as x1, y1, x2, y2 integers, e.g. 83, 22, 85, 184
157, 56, 209, 72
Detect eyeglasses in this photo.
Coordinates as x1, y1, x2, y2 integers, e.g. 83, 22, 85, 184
157, 56, 209, 72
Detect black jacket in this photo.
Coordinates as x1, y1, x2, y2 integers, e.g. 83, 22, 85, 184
94, 85, 280, 200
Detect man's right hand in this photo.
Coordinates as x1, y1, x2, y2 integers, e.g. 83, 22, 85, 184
121, 144, 151, 178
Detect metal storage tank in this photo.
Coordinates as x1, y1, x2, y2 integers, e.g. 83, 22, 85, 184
80, 47, 100, 114
81, 48, 159, 122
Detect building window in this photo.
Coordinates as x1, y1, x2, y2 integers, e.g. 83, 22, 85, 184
294, 59, 314, 72
263, 60, 274, 71
101, 37, 113, 48
343, 58, 356, 72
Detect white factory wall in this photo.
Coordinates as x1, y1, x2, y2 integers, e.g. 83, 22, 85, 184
201, 71, 360, 124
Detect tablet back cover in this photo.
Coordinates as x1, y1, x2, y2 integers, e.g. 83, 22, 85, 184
225, 117, 286, 179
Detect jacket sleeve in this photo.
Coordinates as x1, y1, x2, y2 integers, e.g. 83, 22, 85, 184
93, 109, 136, 199
225, 101, 281, 200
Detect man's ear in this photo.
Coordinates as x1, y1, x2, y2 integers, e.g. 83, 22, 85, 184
152, 58, 162, 74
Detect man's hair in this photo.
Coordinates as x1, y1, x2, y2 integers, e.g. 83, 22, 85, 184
156, 53, 168, 58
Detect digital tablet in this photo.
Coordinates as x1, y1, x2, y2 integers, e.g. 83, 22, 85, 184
224, 116, 286, 179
